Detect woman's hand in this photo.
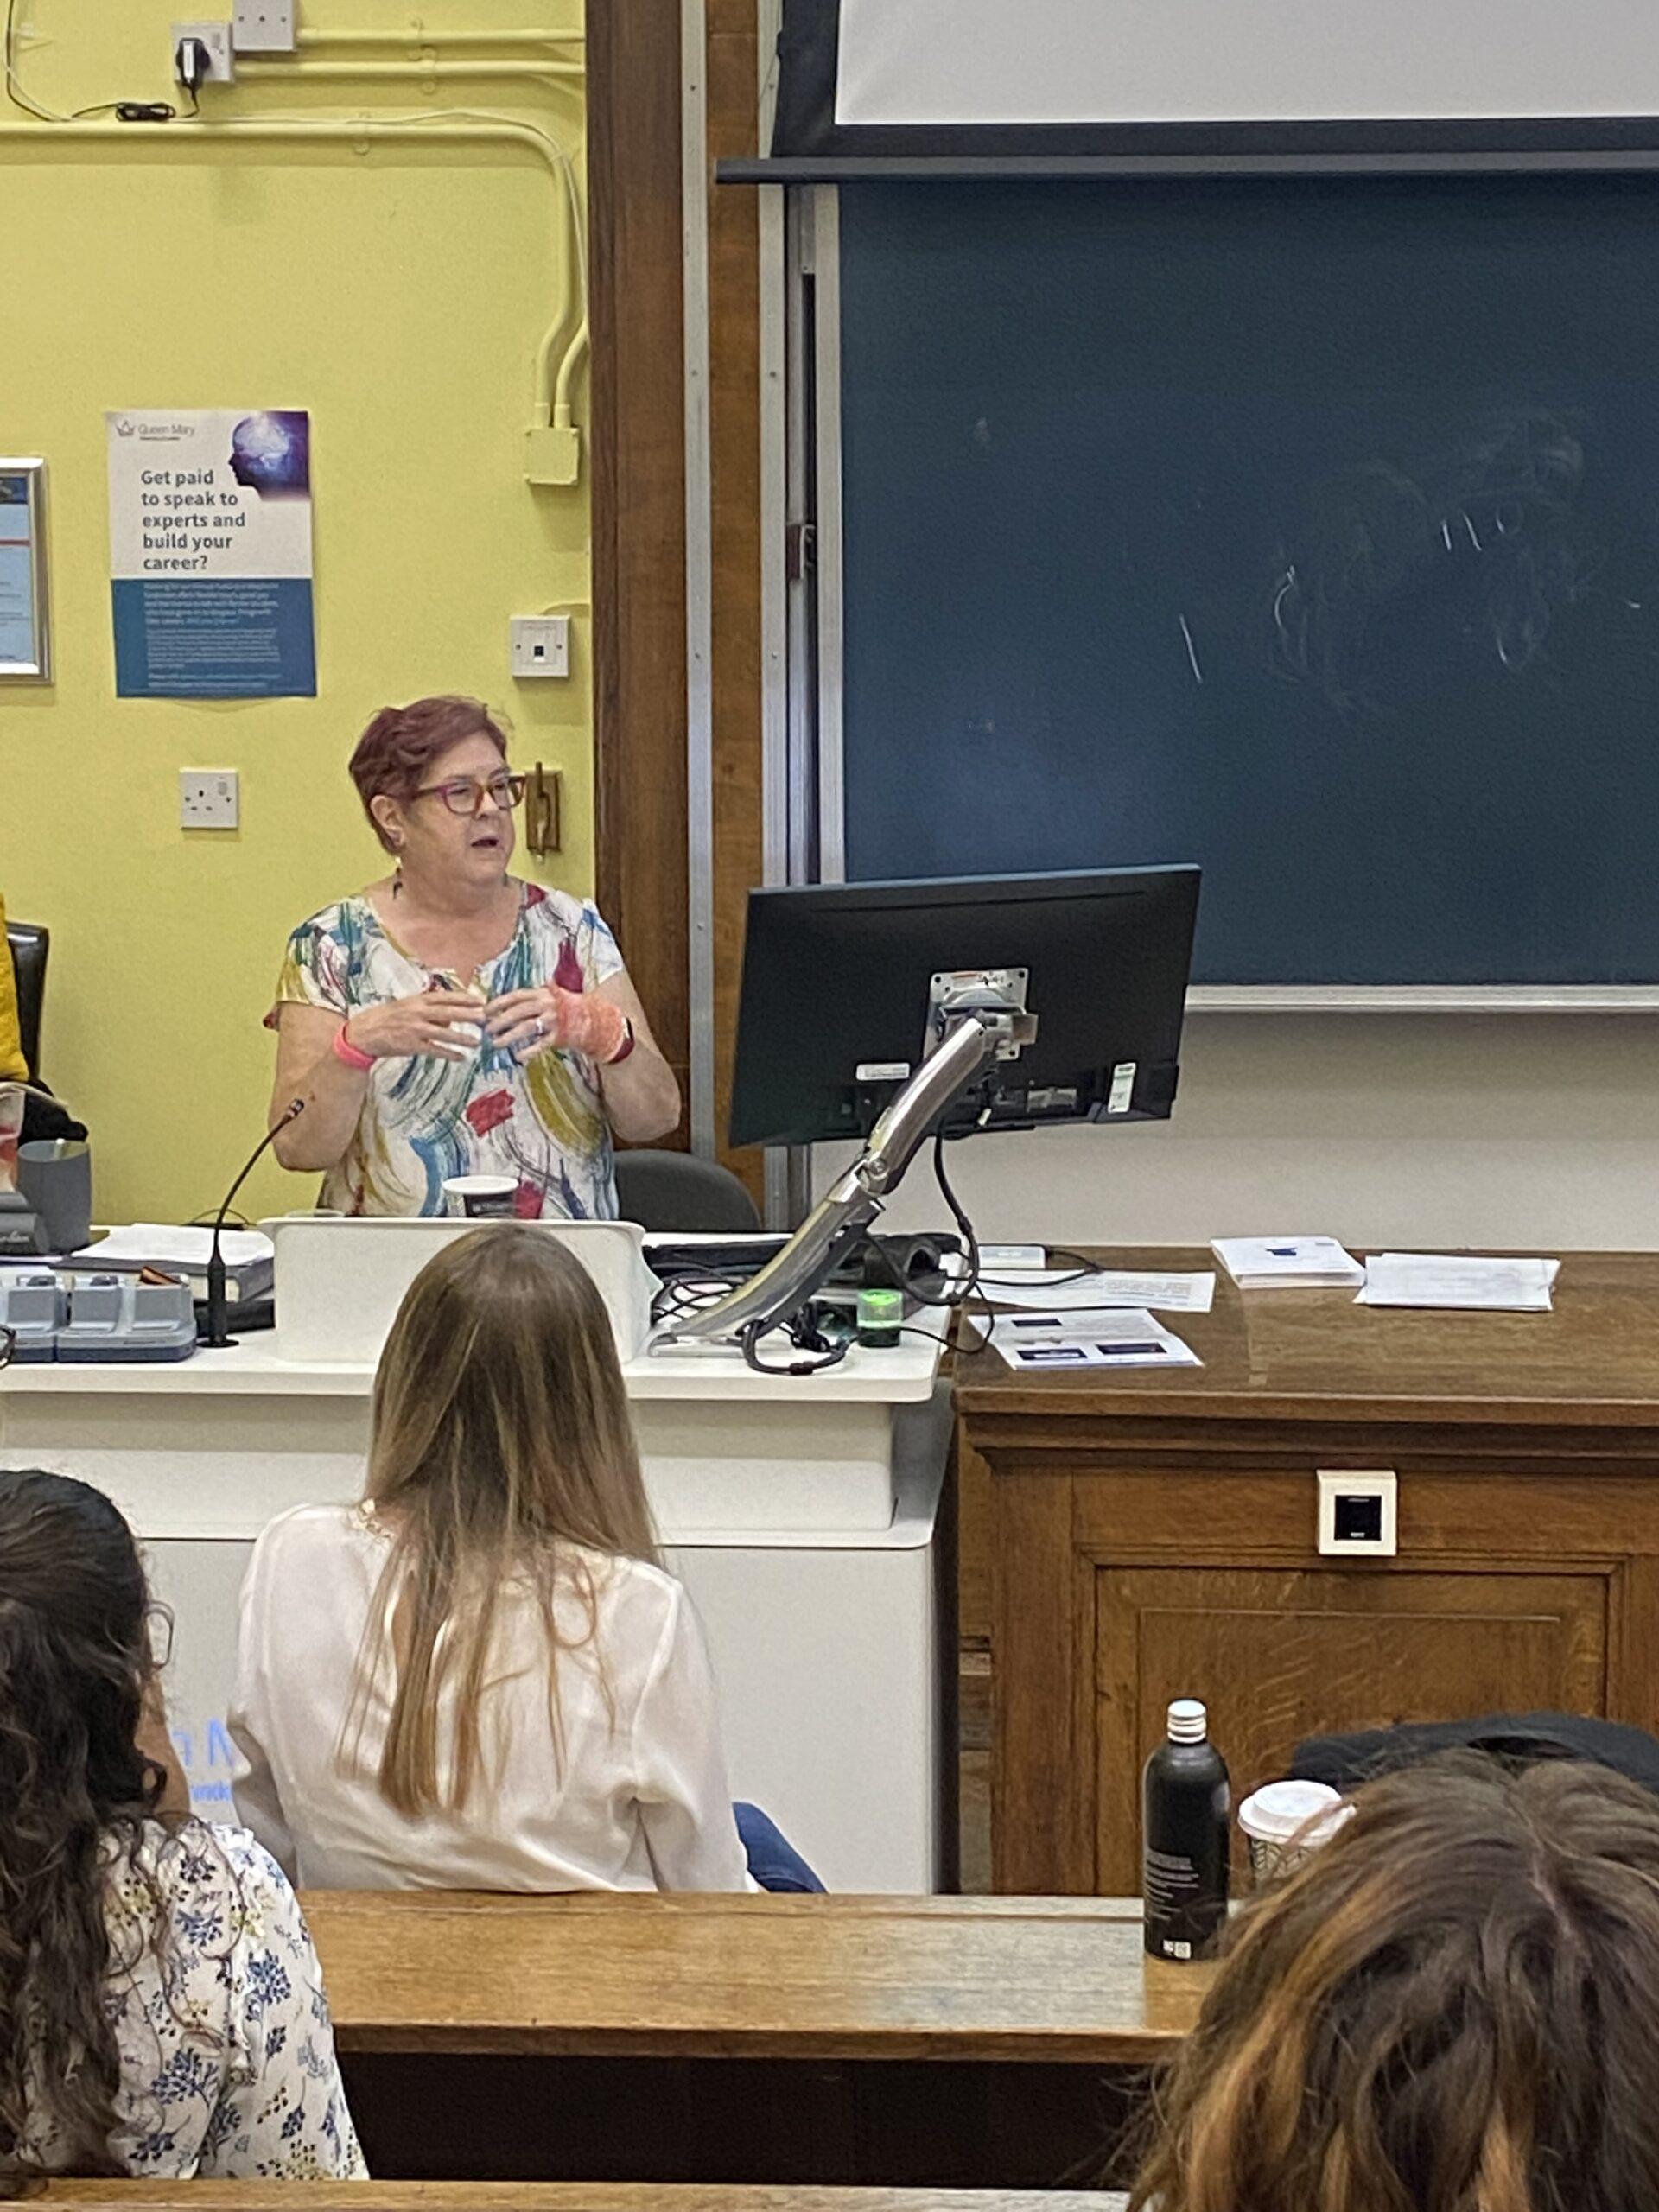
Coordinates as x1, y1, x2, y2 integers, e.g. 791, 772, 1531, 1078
344, 988, 486, 1064
486, 984, 628, 1065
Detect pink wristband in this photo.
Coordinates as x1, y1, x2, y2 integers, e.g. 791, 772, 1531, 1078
333, 1020, 375, 1072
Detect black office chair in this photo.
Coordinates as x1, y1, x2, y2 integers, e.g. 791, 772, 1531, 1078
613, 1148, 761, 1233
5, 920, 48, 1080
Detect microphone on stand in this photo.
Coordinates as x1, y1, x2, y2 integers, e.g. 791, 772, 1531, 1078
202, 1097, 305, 1349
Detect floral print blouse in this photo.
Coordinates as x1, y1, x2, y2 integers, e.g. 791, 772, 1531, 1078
26, 1821, 364, 2180
270, 883, 626, 1221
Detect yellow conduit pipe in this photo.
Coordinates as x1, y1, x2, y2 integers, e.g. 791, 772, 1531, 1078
296, 26, 582, 47
241, 58, 583, 80
0, 115, 585, 454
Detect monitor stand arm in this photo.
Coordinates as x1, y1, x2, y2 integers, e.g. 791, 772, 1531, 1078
662, 1014, 1001, 1344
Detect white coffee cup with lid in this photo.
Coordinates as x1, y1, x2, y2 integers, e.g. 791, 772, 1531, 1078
442, 1174, 518, 1220
1237, 1778, 1350, 1883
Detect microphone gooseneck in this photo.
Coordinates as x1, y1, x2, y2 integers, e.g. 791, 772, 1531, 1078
202, 1097, 305, 1350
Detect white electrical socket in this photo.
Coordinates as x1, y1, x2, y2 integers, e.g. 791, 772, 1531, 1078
232, 0, 296, 53
179, 769, 239, 830
171, 21, 234, 81
510, 615, 570, 679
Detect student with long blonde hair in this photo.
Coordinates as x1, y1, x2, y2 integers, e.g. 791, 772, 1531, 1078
1128, 1752, 1659, 2212
230, 1226, 813, 1891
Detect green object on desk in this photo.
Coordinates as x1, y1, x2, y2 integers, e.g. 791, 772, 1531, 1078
856, 1287, 903, 1349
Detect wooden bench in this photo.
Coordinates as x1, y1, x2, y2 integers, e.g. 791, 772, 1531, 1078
298, 1892, 1196, 2193
41, 2187, 1127, 2211
303, 1891, 1203, 2064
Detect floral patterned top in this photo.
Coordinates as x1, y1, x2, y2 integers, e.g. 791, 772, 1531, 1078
25, 1821, 364, 2180
270, 883, 626, 1220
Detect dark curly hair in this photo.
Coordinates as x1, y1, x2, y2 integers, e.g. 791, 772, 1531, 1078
0, 1469, 169, 2190
1128, 1751, 1659, 2212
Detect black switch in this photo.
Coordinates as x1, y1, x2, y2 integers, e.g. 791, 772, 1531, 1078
1335, 1492, 1384, 1543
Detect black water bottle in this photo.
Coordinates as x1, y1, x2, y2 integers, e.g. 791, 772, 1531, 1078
1142, 1697, 1230, 1961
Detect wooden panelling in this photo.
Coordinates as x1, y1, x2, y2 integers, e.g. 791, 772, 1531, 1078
590, 0, 769, 1177
709, 14, 766, 1193
989, 1480, 1096, 1897
962, 1248, 1659, 1897
1095, 1564, 1607, 1891
588, 0, 691, 1117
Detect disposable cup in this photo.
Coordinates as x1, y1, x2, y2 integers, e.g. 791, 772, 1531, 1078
1237, 1778, 1349, 1884
442, 1174, 518, 1220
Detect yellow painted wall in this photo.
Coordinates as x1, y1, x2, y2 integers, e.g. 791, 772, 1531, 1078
0, 1, 590, 1222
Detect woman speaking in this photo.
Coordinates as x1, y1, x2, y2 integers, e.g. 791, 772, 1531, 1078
268, 696, 679, 1218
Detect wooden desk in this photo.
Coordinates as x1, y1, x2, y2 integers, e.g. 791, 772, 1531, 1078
302, 1893, 1198, 2190
958, 1247, 1659, 1894
305, 1891, 1201, 2063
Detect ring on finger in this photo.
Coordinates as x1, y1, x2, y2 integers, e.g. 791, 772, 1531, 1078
533, 1016, 545, 1041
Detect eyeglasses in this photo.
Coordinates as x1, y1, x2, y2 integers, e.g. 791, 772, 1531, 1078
0, 1325, 13, 1371
411, 772, 527, 818
146, 1603, 175, 1670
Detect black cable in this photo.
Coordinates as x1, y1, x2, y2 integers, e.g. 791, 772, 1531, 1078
931, 1129, 981, 1311
738, 1315, 850, 1378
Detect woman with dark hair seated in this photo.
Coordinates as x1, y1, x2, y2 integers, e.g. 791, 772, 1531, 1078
267, 694, 679, 1219
1129, 1752, 1659, 2212
0, 1467, 363, 2185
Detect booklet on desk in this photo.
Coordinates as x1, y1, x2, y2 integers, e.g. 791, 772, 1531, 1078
1211, 1236, 1366, 1291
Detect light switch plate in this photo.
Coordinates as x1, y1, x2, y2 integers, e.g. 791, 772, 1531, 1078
179, 768, 239, 830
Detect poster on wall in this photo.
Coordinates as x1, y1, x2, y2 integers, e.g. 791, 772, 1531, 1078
106, 408, 315, 698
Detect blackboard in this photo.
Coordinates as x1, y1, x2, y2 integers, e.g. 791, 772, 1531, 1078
838, 175, 1659, 985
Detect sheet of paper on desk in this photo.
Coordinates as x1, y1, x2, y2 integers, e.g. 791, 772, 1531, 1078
1356, 1254, 1561, 1312
988, 1308, 1203, 1371
982, 1269, 1215, 1315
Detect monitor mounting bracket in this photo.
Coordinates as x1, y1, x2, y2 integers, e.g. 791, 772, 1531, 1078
663, 975, 1035, 1345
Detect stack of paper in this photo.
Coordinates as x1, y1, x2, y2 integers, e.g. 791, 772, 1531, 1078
980, 1268, 1215, 1317
68, 1224, 276, 1301
1211, 1236, 1365, 1291
987, 1306, 1202, 1373
1356, 1254, 1560, 1312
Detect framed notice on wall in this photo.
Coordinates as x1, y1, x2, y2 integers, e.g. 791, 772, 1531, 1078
0, 460, 50, 683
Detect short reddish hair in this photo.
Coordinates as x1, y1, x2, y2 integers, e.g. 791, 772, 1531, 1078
348, 696, 511, 852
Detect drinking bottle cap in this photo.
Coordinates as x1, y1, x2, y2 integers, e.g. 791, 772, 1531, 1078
1167, 1699, 1208, 1745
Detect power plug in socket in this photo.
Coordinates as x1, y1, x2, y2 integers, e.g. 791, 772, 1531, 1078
179, 769, 239, 830
171, 21, 234, 81
232, 0, 296, 52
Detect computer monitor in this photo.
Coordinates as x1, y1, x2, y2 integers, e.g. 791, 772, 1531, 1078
728, 865, 1200, 1151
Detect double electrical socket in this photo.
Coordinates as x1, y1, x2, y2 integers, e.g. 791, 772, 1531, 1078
170, 1, 294, 80
179, 769, 239, 830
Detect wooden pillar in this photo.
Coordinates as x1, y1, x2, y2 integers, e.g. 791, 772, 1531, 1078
588, 0, 692, 1127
